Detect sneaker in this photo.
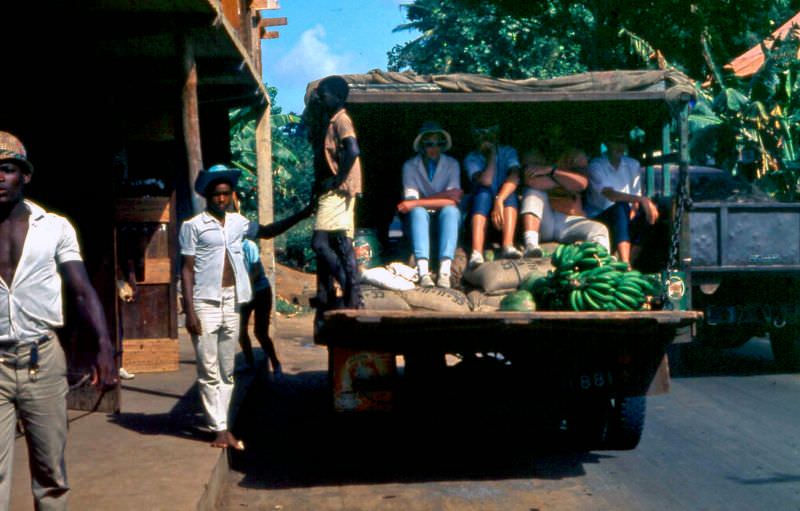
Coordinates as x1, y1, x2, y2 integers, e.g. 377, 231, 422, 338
468, 251, 484, 270
119, 367, 135, 380
437, 273, 451, 288
524, 244, 544, 258
419, 273, 435, 288
500, 246, 523, 259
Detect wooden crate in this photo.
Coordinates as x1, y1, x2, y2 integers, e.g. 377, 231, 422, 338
122, 338, 179, 373
115, 197, 171, 223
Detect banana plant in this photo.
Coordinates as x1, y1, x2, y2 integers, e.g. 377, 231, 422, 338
229, 88, 316, 270
621, 26, 800, 201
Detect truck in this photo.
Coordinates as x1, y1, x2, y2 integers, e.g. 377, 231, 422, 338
679, 169, 800, 370
310, 69, 703, 450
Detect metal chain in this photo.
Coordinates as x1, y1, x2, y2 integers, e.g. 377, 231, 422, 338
667, 164, 691, 271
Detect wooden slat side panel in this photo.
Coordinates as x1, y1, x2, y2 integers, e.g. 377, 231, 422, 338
115, 197, 171, 222
122, 338, 179, 373
120, 285, 172, 338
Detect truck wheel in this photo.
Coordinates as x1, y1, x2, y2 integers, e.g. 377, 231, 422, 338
604, 396, 646, 450
770, 327, 800, 371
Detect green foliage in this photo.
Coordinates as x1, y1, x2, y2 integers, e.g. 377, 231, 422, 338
229, 86, 316, 269
388, 0, 588, 78
691, 34, 800, 200
622, 21, 800, 201
275, 296, 305, 315
390, 1, 798, 80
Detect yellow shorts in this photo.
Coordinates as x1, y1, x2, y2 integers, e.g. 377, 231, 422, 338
315, 191, 355, 238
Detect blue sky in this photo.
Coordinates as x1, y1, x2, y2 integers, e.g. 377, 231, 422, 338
259, 0, 418, 114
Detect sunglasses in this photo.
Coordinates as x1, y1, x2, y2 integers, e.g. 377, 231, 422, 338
422, 140, 448, 148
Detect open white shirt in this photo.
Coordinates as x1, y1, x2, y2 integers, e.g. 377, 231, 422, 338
0, 200, 82, 344
586, 155, 643, 217
179, 211, 254, 305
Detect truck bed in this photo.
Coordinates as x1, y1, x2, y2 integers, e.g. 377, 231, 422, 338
690, 201, 800, 273
320, 310, 702, 410
319, 309, 702, 350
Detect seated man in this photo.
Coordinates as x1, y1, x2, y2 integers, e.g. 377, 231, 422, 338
465, 124, 522, 268
585, 135, 660, 264
397, 121, 462, 288
520, 147, 610, 256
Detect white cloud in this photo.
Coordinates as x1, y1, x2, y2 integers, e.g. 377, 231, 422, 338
274, 25, 354, 86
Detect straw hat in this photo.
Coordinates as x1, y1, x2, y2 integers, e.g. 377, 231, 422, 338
412, 121, 452, 152
194, 164, 242, 196
0, 131, 33, 174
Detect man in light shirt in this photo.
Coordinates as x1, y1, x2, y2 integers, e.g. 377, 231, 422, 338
397, 121, 462, 288
0, 131, 116, 510
586, 136, 660, 264
180, 164, 310, 450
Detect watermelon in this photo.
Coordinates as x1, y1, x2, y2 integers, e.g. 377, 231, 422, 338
499, 290, 536, 312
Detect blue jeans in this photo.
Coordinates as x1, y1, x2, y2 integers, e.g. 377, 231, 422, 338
470, 185, 519, 217
595, 202, 646, 246
408, 205, 461, 262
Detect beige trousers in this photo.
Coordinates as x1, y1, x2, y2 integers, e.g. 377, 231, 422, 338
0, 337, 70, 511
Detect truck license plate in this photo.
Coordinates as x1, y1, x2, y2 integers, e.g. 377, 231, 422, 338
573, 370, 615, 391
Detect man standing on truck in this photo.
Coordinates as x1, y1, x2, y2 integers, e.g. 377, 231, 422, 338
397, 121, 463, 288
0, 131, 117, 510
304, 75, 363, 329
465, 124, 523, 268
519, 147, 610, 256
180, 164, 311, 450
586, 135, 659, 264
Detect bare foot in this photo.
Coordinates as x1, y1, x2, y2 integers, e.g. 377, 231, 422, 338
210, 431, 245, 450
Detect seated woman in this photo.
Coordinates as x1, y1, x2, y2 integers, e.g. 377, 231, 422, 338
397, 121, 463, 288
585, 135, 660, 264
519, 147, 610, 256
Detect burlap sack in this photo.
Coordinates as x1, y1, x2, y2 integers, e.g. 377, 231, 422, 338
450, 247, 468, 288
360, 285, 412, 311
462, 257, 553, 293
466, 290, 506, 312
401, 287, 471, 312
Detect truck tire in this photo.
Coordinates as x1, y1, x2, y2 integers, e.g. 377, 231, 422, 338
604, 396, 646, 450
770, 327, 800, 372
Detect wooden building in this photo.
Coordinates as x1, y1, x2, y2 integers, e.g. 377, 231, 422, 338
3, 1, 283, 412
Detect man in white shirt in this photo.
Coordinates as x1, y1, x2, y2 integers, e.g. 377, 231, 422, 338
180, 164, 309, 450
397, 121, 462, 288
0, 132, 116, 510
586, 136, 660, 264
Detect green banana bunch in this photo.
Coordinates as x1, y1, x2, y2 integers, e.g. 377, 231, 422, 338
527, 241, 664, 311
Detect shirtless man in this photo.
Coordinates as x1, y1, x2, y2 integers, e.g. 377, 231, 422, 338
0, 131, 116, 510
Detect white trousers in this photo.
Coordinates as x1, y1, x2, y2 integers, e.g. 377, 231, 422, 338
521, 188, 611, 250
192, 287, 239, 432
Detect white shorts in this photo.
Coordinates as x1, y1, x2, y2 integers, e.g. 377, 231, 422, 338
315, 190, 356, 238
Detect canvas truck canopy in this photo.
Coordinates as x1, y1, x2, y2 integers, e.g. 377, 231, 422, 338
305, 69, 695, 241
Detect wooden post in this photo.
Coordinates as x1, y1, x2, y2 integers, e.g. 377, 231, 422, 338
256, 102, 275, 289
181, 36, 204, 214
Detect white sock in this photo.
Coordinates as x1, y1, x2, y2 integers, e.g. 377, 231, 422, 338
417, 258, 429, 276
524, 231, 540, 248
439, 258, 452, 276
471, 250, 483, 260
